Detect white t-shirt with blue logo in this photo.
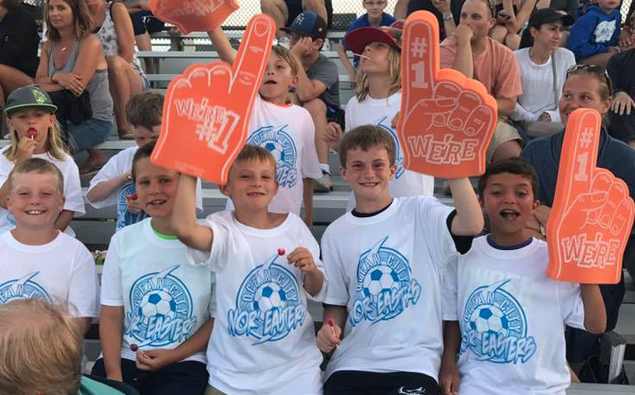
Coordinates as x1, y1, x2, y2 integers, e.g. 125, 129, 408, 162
0, 230, 99, 317
344, 92, 435, 210
321, 196, 457, 380
442, 236, 585, 395
100, 218, 214, 363
227, 94, 322, 215
87, 146, 204, 232
186, 210, 325, 395
0, 146, 85, 235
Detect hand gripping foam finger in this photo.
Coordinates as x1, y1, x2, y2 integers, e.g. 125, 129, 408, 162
151, 15, 275, 185
397, 11, 497, 178
148, 0, 239, 35
547, 108, 635, 284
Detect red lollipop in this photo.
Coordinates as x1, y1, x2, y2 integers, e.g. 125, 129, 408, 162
27, 128, 37, 139
130, 343, 139, 352
277, 248, 285, 256
127, 193, 138, 200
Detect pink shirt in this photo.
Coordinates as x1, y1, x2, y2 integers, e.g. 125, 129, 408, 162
440, 36, 522, 101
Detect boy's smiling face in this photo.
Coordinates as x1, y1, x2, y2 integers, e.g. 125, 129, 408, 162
481, 172, 539, 243
7, 172, 65, 230
341, 146, 396, 206
259, 54, 297, 104
221, 159, 278, 212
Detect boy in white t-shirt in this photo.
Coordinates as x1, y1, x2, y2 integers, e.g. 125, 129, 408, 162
315, 125, 483, 394
439, 157, 606, 395
207, 27, 322, 227
173, 144, 326, 395
87, 92, 203, 231
0, 158, 99, 334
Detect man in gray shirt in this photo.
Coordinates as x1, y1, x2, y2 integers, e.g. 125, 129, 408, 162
283, 12, 341, 192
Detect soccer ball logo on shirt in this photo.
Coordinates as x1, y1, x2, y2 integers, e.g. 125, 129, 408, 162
350, 236, 421, 327
0, 272, 51, 304
126, 265, 197, 347
248, 125, 298, 188
460, 279, 537, 364
228, 252, 306, 345
117, 182, 148, 231
377, 116, 405, 179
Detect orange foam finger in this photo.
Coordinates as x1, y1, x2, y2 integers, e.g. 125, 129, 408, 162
397, 11, 497, 178
547, 109, 635, 284
151, 15, 275, 185
149, 0, 239, 35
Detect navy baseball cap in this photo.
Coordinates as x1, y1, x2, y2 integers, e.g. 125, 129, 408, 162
280, 12, 328, 40
528, 9, 574, 29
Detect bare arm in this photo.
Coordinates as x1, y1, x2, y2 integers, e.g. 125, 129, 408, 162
99, 305, 125, 381
290, 38, 328, 102
113, 0, 147, 12
111, 2, 136, 63
302, 178, 314, 229
172, 174, 214, 252
207, 26, 237, 64
440, 321, 462, 395
580, 284, 606, 334
337, 42, 356, 82
34, 42, 62, 90
448, 178, 484, 236
86, 173, 130, 204
512, 0, 539, 32
316, 304, 348, 352
394, 0, 410, 19
451, 29, 474, 79
496, 97, 516, 117
53, 209, 74, 232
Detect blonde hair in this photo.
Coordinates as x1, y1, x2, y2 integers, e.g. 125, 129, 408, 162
271, 45, 300, 76
229, 144, 277, 177
44, 0, 94, 42
0, 299, 83, 395
4, 117, 68, 162
5, 158, 65, 195
339, 125, 396, 167
355, 45, 402, 102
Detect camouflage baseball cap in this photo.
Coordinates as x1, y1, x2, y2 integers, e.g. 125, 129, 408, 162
4, 85, 57, 116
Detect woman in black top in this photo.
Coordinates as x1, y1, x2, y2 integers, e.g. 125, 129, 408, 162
0, 0, 40, 112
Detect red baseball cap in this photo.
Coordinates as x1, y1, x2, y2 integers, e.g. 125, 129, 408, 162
343, 20, 404, 54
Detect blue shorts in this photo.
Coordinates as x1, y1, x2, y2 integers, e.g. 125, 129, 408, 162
130, 10, 166, 36
67, 118, 113, 153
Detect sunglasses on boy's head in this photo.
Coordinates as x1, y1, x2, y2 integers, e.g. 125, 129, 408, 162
566, 64, 613, 95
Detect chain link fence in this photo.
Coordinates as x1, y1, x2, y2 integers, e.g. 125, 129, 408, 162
22, 0, 634, 28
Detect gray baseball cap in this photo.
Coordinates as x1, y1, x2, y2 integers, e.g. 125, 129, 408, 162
4, 85, 58, 116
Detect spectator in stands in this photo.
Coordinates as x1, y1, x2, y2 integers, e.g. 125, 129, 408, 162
173, 144, 325, 395
567, 0, 622, 67
36, 0, 114, 175
115, 0, 165, 74
326, 22, 435, 208
206, 28, 322, 227
86, 0, 149, 141
338, 0, 396, 84
284, 12, 341, 192
93, 141, 213, 395
440, 157, 606, 395
489, 0, 539, 50
521, 64, 635, 373
0, 157, 99, 334
0, 298, 138, 395
0, 86, 84, 235
261, 0, 332, 46
0, 0, 39, 131
537, 0, 579, 20
513, 9, 576, 137
607, 47, 635, 149
394, 0, 464, 41
441, 0, 523, 163
87, 92, 204, 232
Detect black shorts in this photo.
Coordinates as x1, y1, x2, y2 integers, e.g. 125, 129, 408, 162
285, 0, 334, 29
91, 357, 208, 395
324, 370, 441, 395
129, 10, 166, 36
